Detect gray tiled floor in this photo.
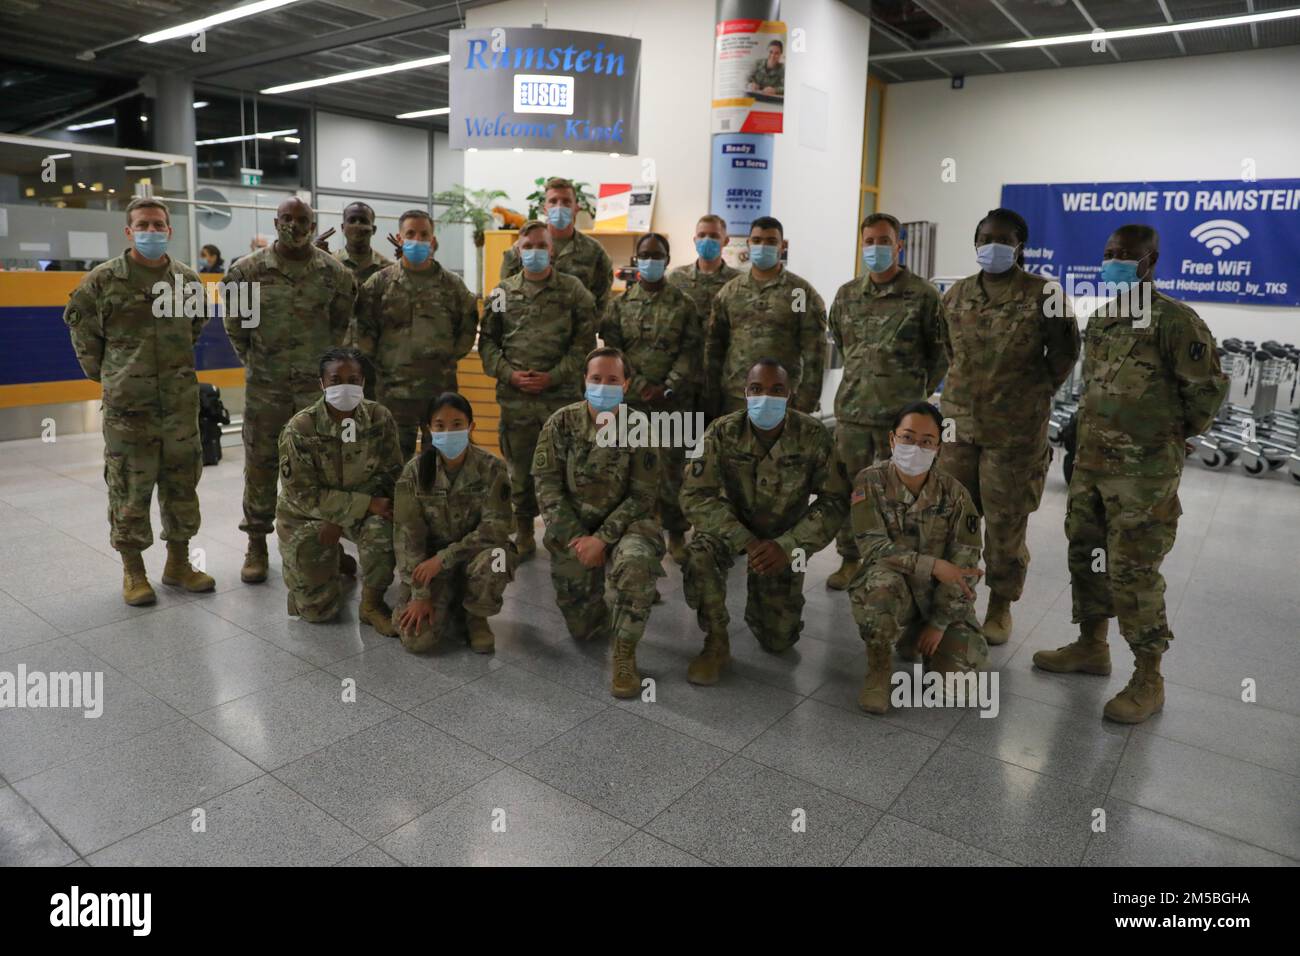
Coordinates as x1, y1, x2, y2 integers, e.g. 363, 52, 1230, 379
1, 432, 1297, 867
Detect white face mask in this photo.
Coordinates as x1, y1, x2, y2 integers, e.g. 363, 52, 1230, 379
892, 441, 937, 477
324, 384, 364, 411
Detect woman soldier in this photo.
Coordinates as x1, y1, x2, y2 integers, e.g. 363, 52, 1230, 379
391, 392, 516, 653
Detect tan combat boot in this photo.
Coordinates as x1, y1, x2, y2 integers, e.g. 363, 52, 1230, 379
858, 643, 894, 715
1032, 618, 1111, 675
1104, 650, 1165, 724
120, 550, 156, 607
686, 628, 730, 686
611, 636, 641, 699
241, 534, 268, 584
667, 531, 688, 563
514, 517, 536, 562
826, 557, 861, 591
982, 594, 1013, 645
360, 586, 397, 637
161, 540, 216, 592
467, 614, 495, 654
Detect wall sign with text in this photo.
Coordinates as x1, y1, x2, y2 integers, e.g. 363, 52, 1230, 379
449, 27, 641, 153
1002, 179, 1300, 307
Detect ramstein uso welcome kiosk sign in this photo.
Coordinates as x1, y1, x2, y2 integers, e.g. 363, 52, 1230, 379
450, 27, 642, 153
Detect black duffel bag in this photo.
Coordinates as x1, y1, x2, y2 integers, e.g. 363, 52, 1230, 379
199, 382, 230, 466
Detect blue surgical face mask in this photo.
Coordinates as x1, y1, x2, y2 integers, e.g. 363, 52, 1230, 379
695, 238, 722, 261
1100, 258, 1141, 286
402, 240, 432, 266
637, 258, 666, 282
746, 394, 787, 430
585, 382, 624, 413
975, 242, 1018, 274
862, 245, 894, 274
547, 205, 574, 229
520, 248, 550, 273
132, 230, 169, 259
431, 429, 469, 459
749, 243, 780, 270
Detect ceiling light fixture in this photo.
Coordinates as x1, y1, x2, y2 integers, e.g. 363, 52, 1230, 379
139, 0, 308, 44
195, 127, 298, 146
262, 54, 450, 94
395, 107, 450, 119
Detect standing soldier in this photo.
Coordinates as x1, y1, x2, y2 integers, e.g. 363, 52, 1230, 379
532, 348, 664, 699
706, 216, 827, 418
667, 214, 740, 330
680, 359, 849, 684
1034, 225, 1228, 723
826, 213, 946, 591
328, 201, 392, 283
600, 232, 702, 562
353, 209, 479, 460
391, 392, 516, 655
63, 197, 215, 604
479, 220, 597, 560
276, 348, 402, 634
501, 176, 612, 314
223, 197, 357, 585
850, 402, 988, 714
937, 207, 1080, 644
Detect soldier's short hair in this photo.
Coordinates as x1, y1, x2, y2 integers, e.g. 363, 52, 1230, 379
543, 177, 577, 197
1111, 223, 1160, 252
769, 40, 784, 52
318, 346, 365, 380
748, 356, 788, 379
861, 213, 901, 238
125, 197, 170, 225
518, 219, 551, 242
749, 215, 783, 237
425, 391, 474, 425
585, 346, 631, 380
696, 214, 727, 232
975, 207, 1029, 247
635, 232, 670, 257
892, 400, 943, 433
344, 201, 376, 221
398, 208, 434, 230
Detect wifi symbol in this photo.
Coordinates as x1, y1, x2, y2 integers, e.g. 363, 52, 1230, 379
1190, 219, 1250, 257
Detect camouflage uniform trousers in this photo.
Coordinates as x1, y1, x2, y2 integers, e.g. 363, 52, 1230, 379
241, 388, 320, 536
834, 421, 892, 560
850, 565, 988, 672
938, 439, 1051, 601
682, 531, 806, 652
277, 513, 395, 622
1066, 470, 1181, 654
628, 398, 691, 535
500, 395, 573, 522
545, 532, 665, 643
103, 403, 202, 552
391, 546, 517, 651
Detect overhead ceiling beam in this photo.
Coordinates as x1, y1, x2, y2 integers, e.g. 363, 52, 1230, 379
988, 0, 1060, 67
1156, 0, 1188, 54
908, 0, 1006, 73
1071, 0, 1122, 61
1246, 0, 1260, 48
192, 2, 465, 78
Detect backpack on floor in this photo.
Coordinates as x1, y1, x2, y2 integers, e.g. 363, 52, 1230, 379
199, 382, 230, 466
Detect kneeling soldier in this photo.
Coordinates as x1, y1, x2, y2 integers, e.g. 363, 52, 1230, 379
532, 347, 665, 698
276, 347, 402, 634
392, 392, 516, 653
680, 358, 849, 684
850, 401, 988, 714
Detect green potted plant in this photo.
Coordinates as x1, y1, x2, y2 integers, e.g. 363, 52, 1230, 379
433, 184, 510, 295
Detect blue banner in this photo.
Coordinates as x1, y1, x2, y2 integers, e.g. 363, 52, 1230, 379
710, 133, 773, 238
1001, 179, 1300, 307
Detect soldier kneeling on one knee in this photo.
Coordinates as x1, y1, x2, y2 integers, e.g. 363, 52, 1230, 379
849, 401, 989, 715
276, 347, 402, 634
391, 392, 516, 655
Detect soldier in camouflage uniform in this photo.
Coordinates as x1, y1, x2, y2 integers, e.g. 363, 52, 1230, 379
850, 402, 988, 714
532, 348, 665, 699
276, 348, 402, 634
480, 220, 597, 561
746, 40, 785, 96
1033, 225, 1228, 724
600, 232, 702, 562
937, 208, 1080, 644
328, 202, 393, 283
680, 359, 849, 685
706, 216, 827, 418
353, 209, 479, 459
826, 213, 947, 590
224, 196, 357, 584
501, 177, 613, 314
63, 197, 215, 605
391, 392, 515, 654
667, 214, 741, 325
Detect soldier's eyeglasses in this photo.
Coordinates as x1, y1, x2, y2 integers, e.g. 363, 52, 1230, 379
894, 431, 940, 449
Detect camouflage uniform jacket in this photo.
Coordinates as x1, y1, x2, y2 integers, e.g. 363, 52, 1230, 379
599, 281, 702, 400
501, 229, 613, 315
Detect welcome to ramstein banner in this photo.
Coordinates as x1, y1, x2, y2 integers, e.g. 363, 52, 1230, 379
449, 27, 641, 153
1002, 179, 1300, 307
